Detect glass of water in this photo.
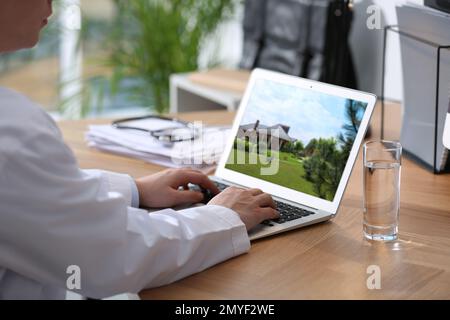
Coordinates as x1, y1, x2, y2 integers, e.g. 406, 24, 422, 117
363, 141, 402, 241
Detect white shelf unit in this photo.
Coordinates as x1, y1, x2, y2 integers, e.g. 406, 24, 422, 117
170, 73, 244, 113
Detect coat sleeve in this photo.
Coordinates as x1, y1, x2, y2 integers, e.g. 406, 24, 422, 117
81, 169, 138, 208
0, 114, 250, 299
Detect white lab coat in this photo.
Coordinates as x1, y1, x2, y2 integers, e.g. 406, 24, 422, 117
0, 87, 250, 300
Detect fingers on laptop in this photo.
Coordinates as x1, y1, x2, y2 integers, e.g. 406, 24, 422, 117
177, 169, 220, 195
258, 207, 280, 220
254, 193, 276, 209
248, 188, 264, 196
228, 187, 276, 210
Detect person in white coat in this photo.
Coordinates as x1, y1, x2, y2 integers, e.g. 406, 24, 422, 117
0, 0, 279, 300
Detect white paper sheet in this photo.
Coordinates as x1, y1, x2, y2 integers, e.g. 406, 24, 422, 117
85, 124, 231, 169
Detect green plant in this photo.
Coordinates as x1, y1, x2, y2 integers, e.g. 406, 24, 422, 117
107, 0, 237, 114
59, 0, 237, 117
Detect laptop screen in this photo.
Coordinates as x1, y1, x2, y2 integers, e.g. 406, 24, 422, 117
225, 79, 368, 202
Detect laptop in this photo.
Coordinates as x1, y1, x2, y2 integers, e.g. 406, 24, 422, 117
207, 69, 376, 240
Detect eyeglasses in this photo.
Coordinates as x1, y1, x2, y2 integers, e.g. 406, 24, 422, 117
112, 115, 199, 143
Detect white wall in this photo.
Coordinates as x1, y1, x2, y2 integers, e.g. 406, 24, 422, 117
207, 0, 425, 102
350, 0, 423, 101
198, 4, 244, 70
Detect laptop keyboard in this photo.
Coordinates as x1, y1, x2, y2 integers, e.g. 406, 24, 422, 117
213, 182, 316, 226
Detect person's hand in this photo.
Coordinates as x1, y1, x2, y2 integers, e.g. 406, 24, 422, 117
135, 168, 219, 208
208, 187, 279, 231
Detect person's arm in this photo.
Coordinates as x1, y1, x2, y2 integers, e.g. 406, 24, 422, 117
81, 169, 139, 208
0, 123, 249, 299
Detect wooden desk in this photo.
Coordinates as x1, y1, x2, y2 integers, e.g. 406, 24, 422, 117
58, 105, 450, 300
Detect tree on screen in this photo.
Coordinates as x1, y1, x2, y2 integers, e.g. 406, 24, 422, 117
303, 100, 366, 200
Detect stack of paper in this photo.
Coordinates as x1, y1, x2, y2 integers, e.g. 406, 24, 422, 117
86, 125, 231, 169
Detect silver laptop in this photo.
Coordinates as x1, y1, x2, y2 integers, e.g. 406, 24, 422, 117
208, 69, 376, 240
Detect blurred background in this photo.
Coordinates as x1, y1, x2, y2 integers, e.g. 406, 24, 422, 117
0, 0, 244, 118
0, 0, 424, 119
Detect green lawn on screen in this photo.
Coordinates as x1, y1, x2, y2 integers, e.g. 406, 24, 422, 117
225, 148, 317, 197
